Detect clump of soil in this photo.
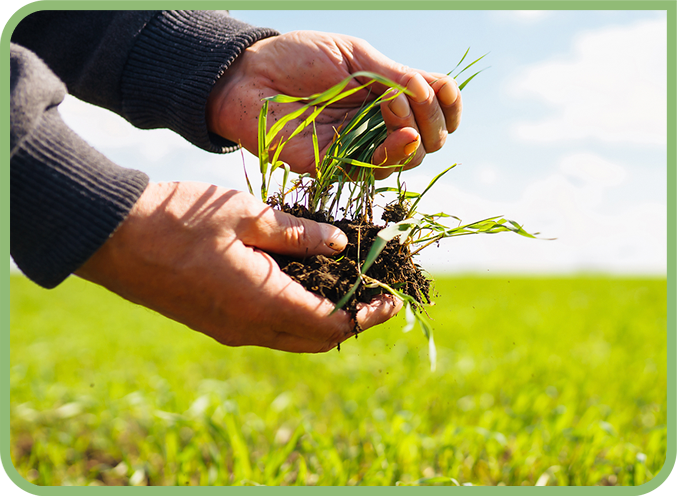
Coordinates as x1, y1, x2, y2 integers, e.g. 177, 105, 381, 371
269, 204, 432, 326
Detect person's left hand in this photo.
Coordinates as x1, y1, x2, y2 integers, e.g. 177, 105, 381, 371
206, 31, 462, 180
75, 182, 402, 353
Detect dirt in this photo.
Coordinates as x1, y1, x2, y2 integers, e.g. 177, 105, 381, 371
269, 204, 432, 327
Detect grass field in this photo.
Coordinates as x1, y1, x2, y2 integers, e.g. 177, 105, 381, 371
8, 274, 668, 486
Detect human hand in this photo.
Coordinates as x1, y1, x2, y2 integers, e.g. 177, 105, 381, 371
206, 31, 462, 179
75, 182, 401, 352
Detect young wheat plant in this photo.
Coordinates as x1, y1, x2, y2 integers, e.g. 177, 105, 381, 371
248, 52, 537, 370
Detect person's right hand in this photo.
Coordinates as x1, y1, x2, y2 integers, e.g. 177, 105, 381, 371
75, 182, 401, 352
206, 31, 463, 180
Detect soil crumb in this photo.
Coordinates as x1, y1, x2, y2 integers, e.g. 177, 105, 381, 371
269, 204, 431, 319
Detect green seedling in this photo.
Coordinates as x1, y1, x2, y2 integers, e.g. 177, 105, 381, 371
251, 51, 537, 370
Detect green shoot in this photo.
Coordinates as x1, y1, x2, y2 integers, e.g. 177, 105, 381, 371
250, 50, 540, 371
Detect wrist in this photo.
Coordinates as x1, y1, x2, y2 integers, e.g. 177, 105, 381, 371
75, 182, 175, 293
205, 35, 277, 143
206, 70, 236, 140
206, 48, 249, 141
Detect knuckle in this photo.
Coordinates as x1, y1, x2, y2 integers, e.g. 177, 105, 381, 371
425, 130, 447, 153
284, 216, 313, 250
235, 194, 266, 229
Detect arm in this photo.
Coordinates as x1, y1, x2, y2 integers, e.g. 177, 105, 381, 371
9, 9, 278, 286
11, 10, 279, 152
9, 41, 399, 347
10, 43, 149, 288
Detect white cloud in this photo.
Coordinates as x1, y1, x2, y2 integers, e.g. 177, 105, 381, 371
493, 10, 551, 24
477, 165, 499, 185
58, 95, 253, 189
559, 152, 627, 187
59, 95, 194, 163
509, 18, 667, 145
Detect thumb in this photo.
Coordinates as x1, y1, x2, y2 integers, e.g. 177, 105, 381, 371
243, 206, 348, 257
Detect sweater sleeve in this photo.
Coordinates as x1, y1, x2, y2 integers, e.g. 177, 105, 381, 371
10, 11, 279, 288
11, 10, 279, 153
10, 44, 149, 289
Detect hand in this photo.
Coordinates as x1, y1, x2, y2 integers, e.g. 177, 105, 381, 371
206, 31, 462, 180
75, 182, 402, 353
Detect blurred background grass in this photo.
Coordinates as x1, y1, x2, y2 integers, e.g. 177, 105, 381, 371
9, 274, 667, 486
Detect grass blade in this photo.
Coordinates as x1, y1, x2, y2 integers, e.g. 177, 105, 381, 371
454, 52, 489, 79
331, 277, 362, 314
409, 163, 458, 214
447, 47, 470, 77
257, 101, 269, 200
375, 186, 421, 199
311, 120, 320, 177
458, 68, 489, 91
403, 303, 416, 333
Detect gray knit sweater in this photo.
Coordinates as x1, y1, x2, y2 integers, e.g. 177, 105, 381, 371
10, 11, 278, 288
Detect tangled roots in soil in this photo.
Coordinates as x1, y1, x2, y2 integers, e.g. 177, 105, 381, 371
269, 204, 431, 319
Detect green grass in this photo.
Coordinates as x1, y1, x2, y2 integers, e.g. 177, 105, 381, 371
8, 274, 668, 486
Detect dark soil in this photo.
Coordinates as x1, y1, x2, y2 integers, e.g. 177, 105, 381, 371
269, 204, 432, 326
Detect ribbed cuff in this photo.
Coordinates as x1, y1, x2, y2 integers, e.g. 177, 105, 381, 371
121, 10, 278, 153
10, 109, 149, 289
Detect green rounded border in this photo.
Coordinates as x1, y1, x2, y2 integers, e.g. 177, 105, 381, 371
2, 0, 674, 493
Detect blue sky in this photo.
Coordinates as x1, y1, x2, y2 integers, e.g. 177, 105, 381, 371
9, 8, 669, 275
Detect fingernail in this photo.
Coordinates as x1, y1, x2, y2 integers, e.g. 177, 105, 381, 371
406, 73, 431, 103
388, 93, 410, 118
320, 224, 347, 253
404, 138, 420, 157
438, 80, 459, 106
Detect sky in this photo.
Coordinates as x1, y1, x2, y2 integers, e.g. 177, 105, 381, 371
8, 8, 669, 276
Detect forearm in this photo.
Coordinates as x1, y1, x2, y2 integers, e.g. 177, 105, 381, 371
11, 10, 156, 114
12, 10, 279, 153
9, 10, 278, 287
10, 44, 148, 289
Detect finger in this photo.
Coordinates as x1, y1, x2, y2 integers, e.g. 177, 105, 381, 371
425, 73, 463, 134
274, 294, 404, 353
214, 246, 357, 349
356, 294, 403, 329
254, 327, 349, 354
254, 261, 360, 351
367, 89, 424, 179
372, 137, 424, 180
249, 252, 401, 348
237, 195, 348, 257
371, 116, 421, 174
402, 72, 448, 153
